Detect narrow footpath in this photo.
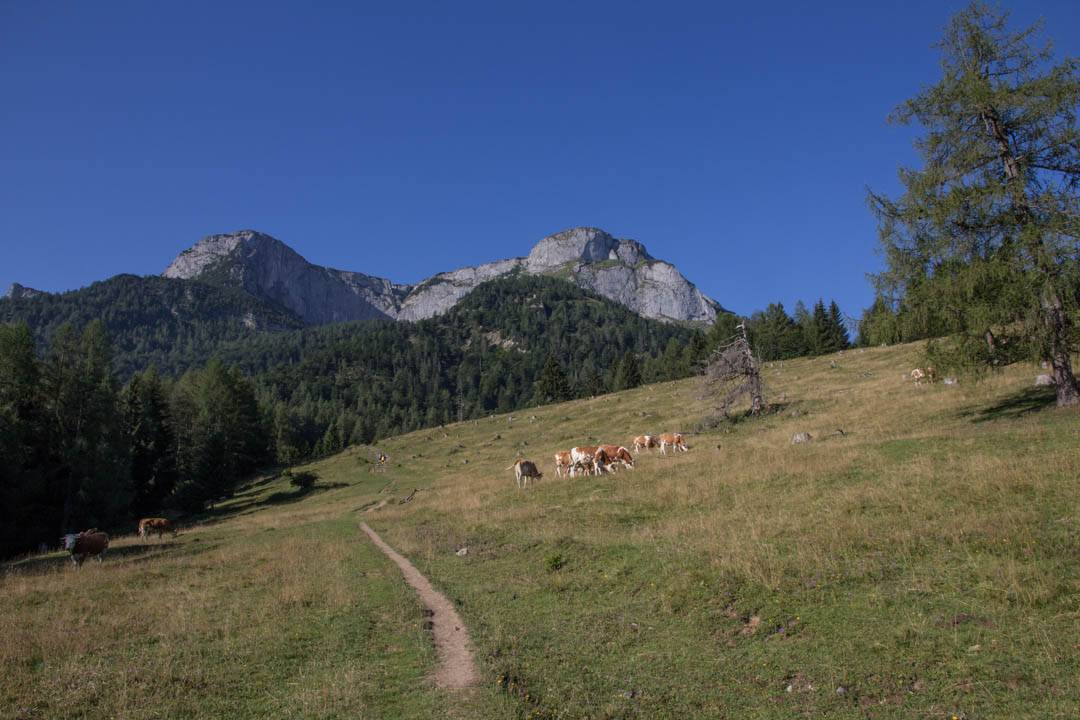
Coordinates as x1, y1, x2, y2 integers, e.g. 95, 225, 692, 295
359, 522, 478, 689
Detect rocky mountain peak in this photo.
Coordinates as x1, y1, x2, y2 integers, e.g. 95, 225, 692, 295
163, 230, 302, 281
525, 227, 653, 272
2, 283, 46, 300
161, 226, 722, 325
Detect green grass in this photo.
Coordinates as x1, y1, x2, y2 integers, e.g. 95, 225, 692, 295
4, 342, 1079, 718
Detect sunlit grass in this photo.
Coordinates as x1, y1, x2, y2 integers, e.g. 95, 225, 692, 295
4, 342, 1078, 718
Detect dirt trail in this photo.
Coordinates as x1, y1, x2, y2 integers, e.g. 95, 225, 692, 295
359, 522, 478, 689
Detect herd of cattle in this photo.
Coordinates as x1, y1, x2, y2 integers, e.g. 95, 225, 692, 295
508, 432, 689, 489
59, 517, 176, 567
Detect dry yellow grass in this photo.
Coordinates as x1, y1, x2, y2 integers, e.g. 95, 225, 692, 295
4, 342, 1078, 718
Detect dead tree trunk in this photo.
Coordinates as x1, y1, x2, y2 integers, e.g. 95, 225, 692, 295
701, 323, 765, 417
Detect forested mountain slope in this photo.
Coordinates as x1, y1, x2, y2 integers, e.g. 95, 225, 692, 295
0, 274, 304, 378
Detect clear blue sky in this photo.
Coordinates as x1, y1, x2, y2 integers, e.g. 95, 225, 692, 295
2, 1, 1077, 318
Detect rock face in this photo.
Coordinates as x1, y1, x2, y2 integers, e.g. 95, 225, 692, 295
2, 283, 46, 300
164, 230, 411, 323
163, 227, 723, 325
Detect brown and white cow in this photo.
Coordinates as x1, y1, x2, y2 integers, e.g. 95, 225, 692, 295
659, 432, 688, 455
137, 517, 175, 540
554, 451, 572, 478
571, 446, 610, 476
632, 435, 657, 452
62, 530, 109, 567
911, 367, 937, 386
507, 459, 543, 489
599, 444, 635, 470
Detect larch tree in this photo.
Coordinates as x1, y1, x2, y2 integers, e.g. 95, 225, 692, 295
869, 2, 1080, 406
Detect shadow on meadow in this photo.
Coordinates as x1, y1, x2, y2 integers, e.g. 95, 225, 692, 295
3, 542, 185, 576
964, 385, 1057, 423
196, 481, 352, 526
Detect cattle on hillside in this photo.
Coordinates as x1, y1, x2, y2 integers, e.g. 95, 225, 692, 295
507, 459, 543, 489
911, 367, 937, 385
554, 451, 572, 478
62, 530, 109, 567
599, 445, 635, 470
658, 433, 688, 455
137, 517, 176, 540
632, 435, 657, 452
571, 446, 610, 476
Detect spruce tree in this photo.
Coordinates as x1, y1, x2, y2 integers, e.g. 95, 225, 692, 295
869, 2, 1080, 406
827, 301, 851, 351
533, 354, 571, 404
613, 351, 642, 390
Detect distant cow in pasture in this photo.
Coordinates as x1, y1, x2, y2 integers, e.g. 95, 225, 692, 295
554, 451, 572, 478
62, 530, 110, 567
632, 435, 657, 452
137, 517, 176, 540
599, 444, 635, 470
507, 459, 543, 489
910, 367, 937, 386
571, 446, 611, 476
658, 433, 688, 455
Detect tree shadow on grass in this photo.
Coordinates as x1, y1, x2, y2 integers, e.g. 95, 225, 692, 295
197, 482, 351, 526
963, 386, 1057, 423
4, 542, 186, 576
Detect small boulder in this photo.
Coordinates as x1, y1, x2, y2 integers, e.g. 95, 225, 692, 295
791, 432, 813, 445
943, 377, 958, 385
1034, 374, 1056, 387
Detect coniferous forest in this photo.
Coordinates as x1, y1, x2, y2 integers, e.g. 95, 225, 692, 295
0, 272, 858, 557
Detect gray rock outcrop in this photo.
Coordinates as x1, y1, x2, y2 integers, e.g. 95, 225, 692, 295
164, 230, 411, 323
2, 283, 46, 300
163, 226, 723, 325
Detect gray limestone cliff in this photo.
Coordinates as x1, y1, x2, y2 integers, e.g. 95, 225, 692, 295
164, 230, 411, 323
163, 227, 722, 325
2, 283, 46, 300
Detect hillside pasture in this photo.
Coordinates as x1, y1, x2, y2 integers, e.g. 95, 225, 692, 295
3, 343, 1078, 718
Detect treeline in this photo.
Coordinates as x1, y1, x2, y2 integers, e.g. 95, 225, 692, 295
710, 298, 851, 361
0, 273, 304, 379
226, 276, 707, 461
0, 322, 269, 558
1, 274, 860, 557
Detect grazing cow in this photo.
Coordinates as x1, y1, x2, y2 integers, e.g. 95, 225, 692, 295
632, 435, 657, 452
507, 459, 543, 489
137, 517, 175, 540
658, 432, 688, 455
554, 451, 572, 478
571, 446, 610, 476
599, 445, 635, 470
62, 530, 109, 567
569, 457, 594, 477
910, 367, 937, 386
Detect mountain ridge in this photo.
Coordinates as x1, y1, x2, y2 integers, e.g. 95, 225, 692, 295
163, 226, 723, 324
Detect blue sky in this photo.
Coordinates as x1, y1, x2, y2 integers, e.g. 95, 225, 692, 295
2, 1, 1077, 318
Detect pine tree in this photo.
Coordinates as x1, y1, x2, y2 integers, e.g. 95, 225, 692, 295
746, 303, 806, 360
613, 351, 642, 390
533, 354, 572, 405
122, 367, 177, 516
869, 2, 1080, 406
827, 301, 851, 351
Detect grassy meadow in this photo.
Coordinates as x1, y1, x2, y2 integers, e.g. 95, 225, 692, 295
3, 342, 1078, 718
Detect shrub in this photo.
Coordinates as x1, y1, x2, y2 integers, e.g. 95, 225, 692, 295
284, 469, 318, 489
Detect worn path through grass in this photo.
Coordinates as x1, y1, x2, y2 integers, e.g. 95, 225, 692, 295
4, 342, 1079, 718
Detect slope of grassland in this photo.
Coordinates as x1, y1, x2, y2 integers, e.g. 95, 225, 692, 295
4, 342, 1078, 719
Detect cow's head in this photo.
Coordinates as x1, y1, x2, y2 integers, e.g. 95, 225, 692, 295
61, 533, 78, 550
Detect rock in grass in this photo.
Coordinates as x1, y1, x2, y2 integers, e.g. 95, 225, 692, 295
1034, 374, 1056, 386
791, 432, 813, 445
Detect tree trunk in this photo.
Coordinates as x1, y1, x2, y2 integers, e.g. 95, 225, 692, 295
1043, 291, 1080, 407
983, 108, 1079, 407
